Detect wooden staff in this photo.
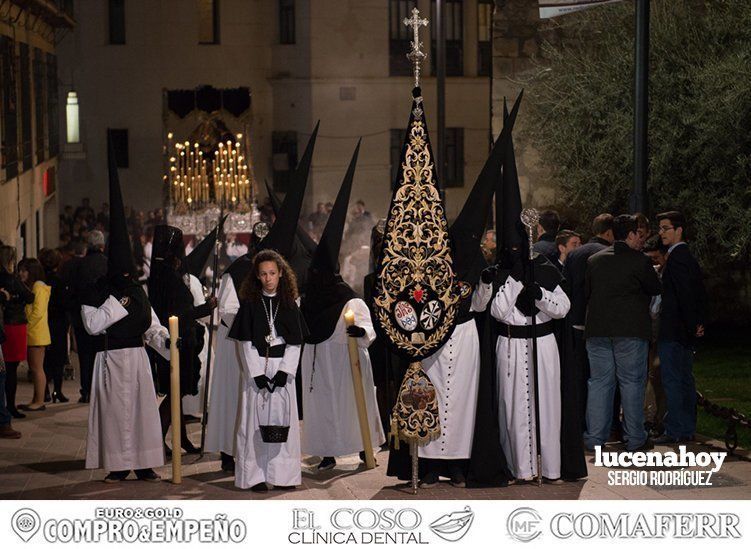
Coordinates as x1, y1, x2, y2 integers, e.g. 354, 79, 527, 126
168, 316, 182, 484
199, 211, 224, 456
343, 309, 376, 469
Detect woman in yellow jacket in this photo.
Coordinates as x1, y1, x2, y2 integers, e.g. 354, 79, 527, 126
18, 258, 50, 411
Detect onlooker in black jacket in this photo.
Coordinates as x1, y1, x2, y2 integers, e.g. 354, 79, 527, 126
654, 211, 707, 443
40, 248, 72, 403
562, 214, 614, 424
1, 288, 22, 439
533, 209, 561, 260
0, 246, 34, 418
66, 231, 107, 402
583, 215, 661, 452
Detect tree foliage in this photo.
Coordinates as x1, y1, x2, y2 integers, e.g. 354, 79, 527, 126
526, 0, 751, 270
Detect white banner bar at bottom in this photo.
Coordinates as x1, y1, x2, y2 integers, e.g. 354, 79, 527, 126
0, 499, 747, 548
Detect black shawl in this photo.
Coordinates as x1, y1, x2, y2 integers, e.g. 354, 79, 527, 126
228, 294, 308, 355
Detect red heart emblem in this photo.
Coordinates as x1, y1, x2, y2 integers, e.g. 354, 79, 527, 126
412, 289, 424, 303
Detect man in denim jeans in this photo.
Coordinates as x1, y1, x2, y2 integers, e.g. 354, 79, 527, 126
583, 215, 662, 452
653, 211, 706, 443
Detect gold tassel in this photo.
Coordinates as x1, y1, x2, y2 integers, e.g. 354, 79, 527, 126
389, 414, 400, 450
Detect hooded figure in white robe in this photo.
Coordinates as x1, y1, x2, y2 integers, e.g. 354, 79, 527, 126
204, 265, 246, 467
490, 259, 570, 480
181, 221, 224, 419
83, 133, 169, 481
299, 143, 385, 467
83, 293, 169, 473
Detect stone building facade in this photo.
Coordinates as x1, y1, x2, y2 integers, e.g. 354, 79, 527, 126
0, 1, 73, 250
56, 0, 501, 222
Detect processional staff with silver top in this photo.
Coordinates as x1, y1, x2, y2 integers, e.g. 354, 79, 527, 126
520, 207, 543, 486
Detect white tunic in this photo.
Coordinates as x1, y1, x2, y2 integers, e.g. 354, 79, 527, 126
182, 274, 208, 417
490, 277, 570, 480
204, 273, 243, 455
419, 282, 493, 459
236, 332, 302, 488
301, 298, 385, 457
82, 295, 169, 472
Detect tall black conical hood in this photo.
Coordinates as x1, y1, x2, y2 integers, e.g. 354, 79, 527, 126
300, 141, 361, 344
185, 214, 227, 277
310, 140, 360, 275
496, 91, 526, 264
264, 179, 318, 255
259, 121, 319, 258
106, 130, 137, 277
450, 93, 522, 283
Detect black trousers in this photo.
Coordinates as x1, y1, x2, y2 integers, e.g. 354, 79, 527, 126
572, 329, 590, 430
44, 316, 69, 392
71, 318, 95, 397
3, 361, 20, 412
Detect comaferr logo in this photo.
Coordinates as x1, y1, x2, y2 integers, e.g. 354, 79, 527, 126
551, 513, 741, 539
507, 508, 542, 542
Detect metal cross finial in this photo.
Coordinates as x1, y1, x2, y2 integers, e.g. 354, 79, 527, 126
404, 8, 428, 89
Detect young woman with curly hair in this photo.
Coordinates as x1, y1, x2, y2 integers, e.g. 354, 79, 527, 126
228, 249, 307, 492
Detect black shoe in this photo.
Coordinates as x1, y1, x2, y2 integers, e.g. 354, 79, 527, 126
182, 440, 201, 454
250, 482, 268, 492
78, 394, 90, 404
653, 434, 679, 445
648, 426, 664, 438
419, 470, 439, 488
631, 439, 655, 452
359, 451, 366, 463
220, 452, 235, 473
317, 457, 336, 471
44, 391, 51, 403
449, 467, 466, 488
18, 404, 46, 412
52, 391, 70, 403
104, 470, 130, 483
135, 468, 161, 482
275, 485, 296, 491
8, 408, 26, 419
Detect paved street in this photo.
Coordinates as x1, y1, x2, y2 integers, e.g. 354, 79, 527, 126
2, 365, 750, 500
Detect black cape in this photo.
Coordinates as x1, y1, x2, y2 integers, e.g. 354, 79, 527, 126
148, 267, 213, 396
228, 294, 308, 355
81, 278, 152, 342
300, 274, 357, 345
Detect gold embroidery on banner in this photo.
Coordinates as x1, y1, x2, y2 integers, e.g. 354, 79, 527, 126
374, 118, 459, 358
392, 362, 440, 444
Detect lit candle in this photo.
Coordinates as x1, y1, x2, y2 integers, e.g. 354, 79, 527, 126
344, 309, 355, 327
168, 315, 181, 483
